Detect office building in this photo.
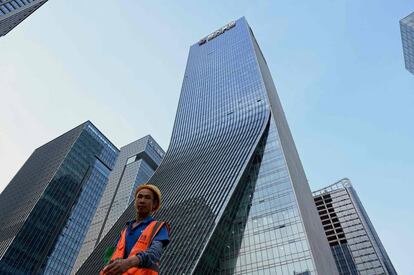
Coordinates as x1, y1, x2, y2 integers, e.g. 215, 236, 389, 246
79, 17, 338, 274
313, 178, 397, 275
72, 136, 164, 274
0, 0, 48, 37
400, 12, 414, 75
0, 121, 118, 274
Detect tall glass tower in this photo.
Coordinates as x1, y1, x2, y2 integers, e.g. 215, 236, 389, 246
79, 17, 338, 274
0, 0, 48, 37
0, 121, 118, 275
400, 12, 414, 75
72, 136, 164, 274
313, 179, 397, 275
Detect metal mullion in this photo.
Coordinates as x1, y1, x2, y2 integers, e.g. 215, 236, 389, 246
208, 102, 261, 215
193, 106, 268, 271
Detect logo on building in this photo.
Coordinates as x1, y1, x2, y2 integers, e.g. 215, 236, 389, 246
198, 21, 236, 46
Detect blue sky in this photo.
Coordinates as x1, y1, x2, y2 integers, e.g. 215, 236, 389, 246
1, 1, 413, 273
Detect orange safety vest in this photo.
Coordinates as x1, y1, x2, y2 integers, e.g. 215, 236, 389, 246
101, 220, 167, 275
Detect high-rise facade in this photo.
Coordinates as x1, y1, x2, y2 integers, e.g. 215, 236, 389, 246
79, 17, 338, 274
0, 121, 118, 275
313, 178, 397, 275
72, 136, 164, 274
400, 12, 414, 75
0, 0, 47, 37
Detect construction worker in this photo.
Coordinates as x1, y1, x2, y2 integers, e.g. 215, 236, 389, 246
100, 184, 170, 275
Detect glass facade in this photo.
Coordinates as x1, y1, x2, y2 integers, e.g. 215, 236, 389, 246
78, 17, 338, 274
313, 179, 397, 275
0, 0, 47, 36
196, 120, 316, 274
0, 121, 118, 275
72, 136, 164, 274
400, 12, 414, 75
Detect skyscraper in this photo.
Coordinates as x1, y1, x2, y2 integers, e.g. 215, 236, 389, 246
0, 0, 48, 37
400, 12, 414, 75
79, 17, 339, 274
0, 121, 119, 275
313, 178, 397, 275
72, 136, 164, 274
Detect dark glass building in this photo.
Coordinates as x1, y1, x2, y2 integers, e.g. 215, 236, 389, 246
79, 17, 338, 274
0, 121, 119, 275
313, 178, 397, 275
0, 0, 48, 37
400, 12, 414, 75
72, 135, 164, 274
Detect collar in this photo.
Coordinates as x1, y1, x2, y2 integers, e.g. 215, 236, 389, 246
126, 216, 154, 227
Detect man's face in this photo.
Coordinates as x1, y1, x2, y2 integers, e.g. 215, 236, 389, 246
134, 188, 157, 216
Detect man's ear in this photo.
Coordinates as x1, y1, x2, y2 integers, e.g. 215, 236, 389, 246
152, 200, 159, 211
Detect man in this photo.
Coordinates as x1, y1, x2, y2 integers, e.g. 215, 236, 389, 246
100, 184, 170, 275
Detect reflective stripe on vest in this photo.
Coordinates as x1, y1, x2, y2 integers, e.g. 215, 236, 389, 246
103, 221, 165, 275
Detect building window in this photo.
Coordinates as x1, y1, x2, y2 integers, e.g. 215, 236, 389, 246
126, 155, 137, 165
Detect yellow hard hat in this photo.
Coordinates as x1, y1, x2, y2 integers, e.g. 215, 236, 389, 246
134, 184, 162, 211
